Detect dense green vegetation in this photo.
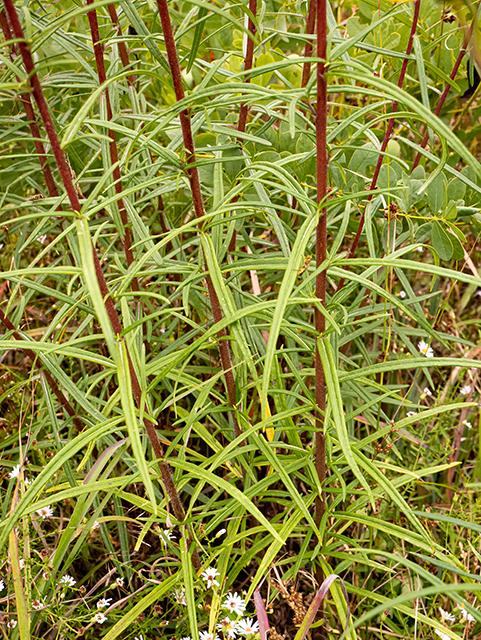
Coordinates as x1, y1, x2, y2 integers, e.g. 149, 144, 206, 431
0, 0, 481, 638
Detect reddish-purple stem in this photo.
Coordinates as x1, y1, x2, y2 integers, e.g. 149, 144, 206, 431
336, 0, 421, 291
412, 41, 469, 169
237, 0, 257, 134
301, 0, 317, 88
86, 1, 139, 292
156, 0, 242, 439
3, 0, 198, 566
0, 9, 58, 199
106, 4, 136, 86
314, 0, 327, 530
228, 0, 257, 254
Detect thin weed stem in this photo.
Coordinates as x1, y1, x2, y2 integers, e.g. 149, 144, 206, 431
228, 0, 257, 254
86, 1, 139, 292
337, 0, 421, 291
315, 0, 327, 532
156, 0, 242, 440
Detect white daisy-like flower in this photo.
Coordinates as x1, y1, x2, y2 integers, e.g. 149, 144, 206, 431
434, 629, 450, 640
0, 579, 4, 591
8, 464, 21, 480
458, 605, 476, 622
24, 477, 32, 486
96, 597, 112, 609
406, 411, 417, 418
174, 588, 187, 605
463, 420, 473, 429
418, 340, 434, 358
222, 592, 246, 617
115, 577, 124, 587
216, 529, 227, 538
32, 599, 43, 610
460, 385, 472, 396
180, 637, 192, 640
439, 607, 455, 623
236, 618, 260, 636
37, 234, 48, 244
226, 631, 236, 640
423, 387, 432, 396
59, 574, 76, 587
202, 567, 220, 588
36, 506, 54, 520
92, 521, 100, 530
399, 290, 407, 299
199, 632, 220, 640
19, 559, 25, 569
417, 246, 424, 253
94, 612, 107, 624
160, 529, 175, 544
217, 616, 236, 635
7, 620, 17, 629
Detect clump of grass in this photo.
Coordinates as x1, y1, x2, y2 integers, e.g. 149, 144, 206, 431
1, 0, 481, 638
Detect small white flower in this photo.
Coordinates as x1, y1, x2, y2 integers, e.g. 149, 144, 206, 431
59, 574, 76, 587
174, 588, 187, 605
96, 597, 112, 609
24, 477, 32, 486
199, 632, 220, 640
37, 234, 47, 244
417, 246, 424, 253
32, 599, 43, 610
37, 506, 54, 520
134, 636, 144, 640
399, 290, 406, 299
458, 605, 476, 622
8, 465, 21, 480
423, 387, 432, 396
160, 529, 175, 544
201, 567, 220, 588
418, 340, 434, 358
94, 612, 107, 624
180, 637, 192, 640
434, 630, 450, 640
439, 607, 455, 623
463, 420, 472, 429
406, 411, 417, 418
7, 620, 17, 629
460, 385, 472, 396
19, 559, 25, 569
222, 592, 246, 617
115, 577, 124, 587
475, 290, 481, 297
226, 631, 236, 640
43, 572, 50, 580
236, 618, 260, 636
0, 579, 4, 591
92, 521, 100, 530
216, 529, 227, 538
217, 616, 236, 635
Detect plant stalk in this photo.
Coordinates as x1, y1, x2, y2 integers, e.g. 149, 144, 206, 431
156, 0, 242, 439
337, 0, 421, 292
315, 0, 327, 531
86, 1, 139, 292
